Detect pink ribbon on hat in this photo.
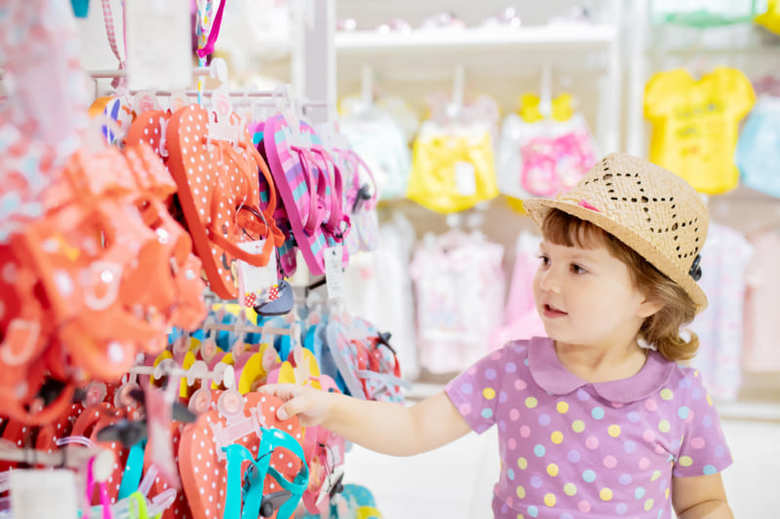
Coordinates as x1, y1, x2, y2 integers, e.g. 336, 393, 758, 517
578, 200, 600, 212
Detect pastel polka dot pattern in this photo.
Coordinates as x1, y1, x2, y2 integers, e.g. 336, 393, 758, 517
444, 338, 733, 519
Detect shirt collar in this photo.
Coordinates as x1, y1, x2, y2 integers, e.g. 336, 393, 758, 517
527, 336, 675, 405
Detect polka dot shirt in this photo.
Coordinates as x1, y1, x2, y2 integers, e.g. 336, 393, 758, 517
445, 337, 732, 519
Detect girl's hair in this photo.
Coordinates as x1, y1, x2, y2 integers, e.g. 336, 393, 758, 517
541, 209, 699, 362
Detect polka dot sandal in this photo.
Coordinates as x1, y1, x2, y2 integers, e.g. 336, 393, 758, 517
179, 391, 305, 519
166, 104, 283, 299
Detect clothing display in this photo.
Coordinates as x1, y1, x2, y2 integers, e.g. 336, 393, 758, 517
497, 97, 598, 201
340, 106, 411, 201
689, 223, 753, 401
736, 96, 780, 198
743, 230, 780, 372
644, 67, 756, 195
410, 230, 505, 374
406, 121, 499, 213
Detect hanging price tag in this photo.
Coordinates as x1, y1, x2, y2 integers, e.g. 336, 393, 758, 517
236, 241, 278, 305
455, 161, 477, 196
126, 0, 191, 91
324, 246, 345, 301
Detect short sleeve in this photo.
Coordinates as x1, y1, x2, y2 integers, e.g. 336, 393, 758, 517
713, 68, 756, 120
644, 69, 690, 120
673, 371, 734, 477
445, 346, 508, 434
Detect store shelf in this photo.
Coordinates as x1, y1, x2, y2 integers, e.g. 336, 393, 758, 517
335, 24, 619, 54
652, 44, 780, 57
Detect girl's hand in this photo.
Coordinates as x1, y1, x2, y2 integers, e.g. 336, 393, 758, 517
259, 384, 336, 427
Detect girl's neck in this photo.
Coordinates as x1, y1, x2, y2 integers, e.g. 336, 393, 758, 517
554, 337, 648, 384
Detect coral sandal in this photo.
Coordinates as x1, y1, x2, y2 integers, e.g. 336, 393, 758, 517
166, 103, 283, 298
179, 391, 305, 519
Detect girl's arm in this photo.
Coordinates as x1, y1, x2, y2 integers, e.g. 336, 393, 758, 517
672, 473, 733, 519
260, 384, 472, 456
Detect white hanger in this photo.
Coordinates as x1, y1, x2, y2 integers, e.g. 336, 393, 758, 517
539, 64, 553, 119
360, 65, 374, 111
445, 64, 466, 122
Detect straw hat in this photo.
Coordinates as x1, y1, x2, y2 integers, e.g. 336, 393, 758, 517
524, 153, 709, 312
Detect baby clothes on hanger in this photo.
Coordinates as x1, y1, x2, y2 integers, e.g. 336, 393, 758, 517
489, 232, 546, 350
743, 230, 780, 372
410, 230, 505, 374
736, 96, 780, 198
689, 223, 753, 400
407, 121, 498, 214
340, 108, 411, 201
756, 0, 780, 34
498, 95, 597, 201
644, 67, 755, 194
343, 212, 419, 380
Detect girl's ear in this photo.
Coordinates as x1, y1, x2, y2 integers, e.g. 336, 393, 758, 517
637, 296, 664, 319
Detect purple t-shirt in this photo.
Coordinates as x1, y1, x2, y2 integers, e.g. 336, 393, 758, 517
445, 337, 732, 519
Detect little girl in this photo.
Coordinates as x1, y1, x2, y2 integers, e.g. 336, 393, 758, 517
263, 153, 733, 518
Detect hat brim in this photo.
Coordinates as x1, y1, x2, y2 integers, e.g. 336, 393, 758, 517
523, 198, 708, 312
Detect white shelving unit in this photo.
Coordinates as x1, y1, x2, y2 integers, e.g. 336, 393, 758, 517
328, 1, 626, 154
335, 25, 618, 53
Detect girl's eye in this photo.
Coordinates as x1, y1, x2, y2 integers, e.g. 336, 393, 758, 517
570, 264, 587, 275
538, 254, 550, 267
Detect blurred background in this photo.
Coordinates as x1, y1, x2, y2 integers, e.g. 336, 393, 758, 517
41, 0, 780, 517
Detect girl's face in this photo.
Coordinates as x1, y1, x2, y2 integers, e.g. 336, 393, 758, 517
533, 239, 658, 348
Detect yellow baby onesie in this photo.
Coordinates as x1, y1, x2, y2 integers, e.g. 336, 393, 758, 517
407, 124, 498, 213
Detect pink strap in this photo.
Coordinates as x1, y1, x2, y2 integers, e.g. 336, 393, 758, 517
86, 457, 113, 519
311, 146, 349, 238
196, 0, 227, 58
101, 0, 126, 88
291, 146, 323, 235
